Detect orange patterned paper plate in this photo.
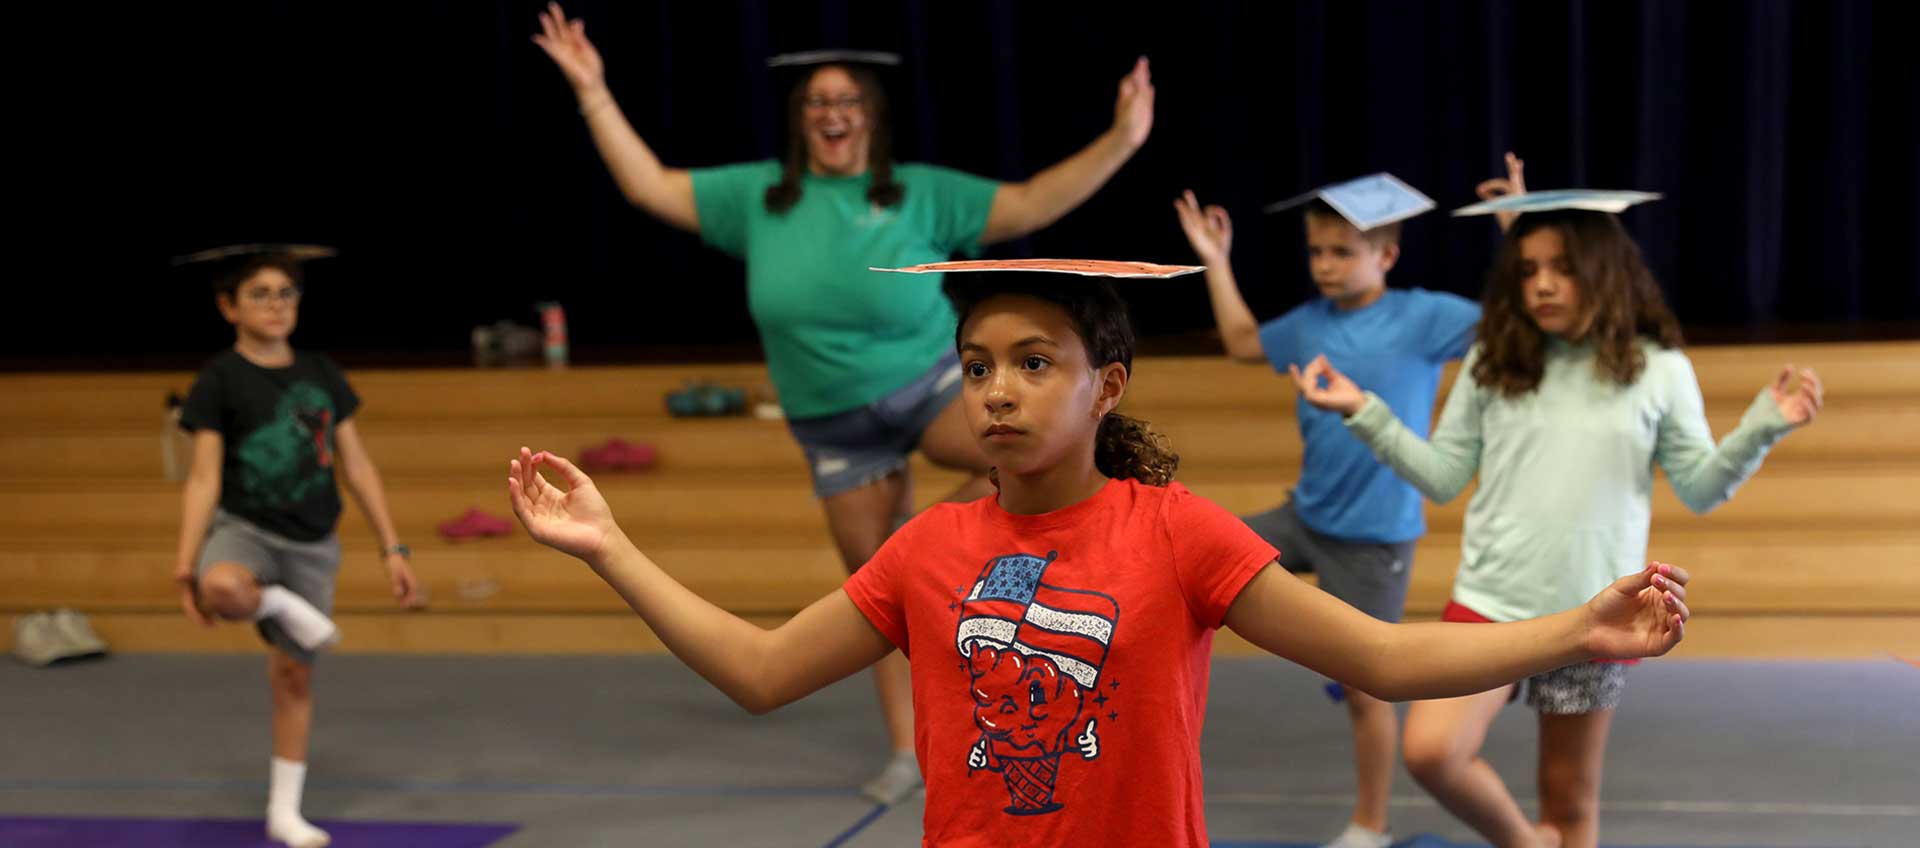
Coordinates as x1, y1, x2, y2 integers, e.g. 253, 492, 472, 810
871, 258, 1205, 279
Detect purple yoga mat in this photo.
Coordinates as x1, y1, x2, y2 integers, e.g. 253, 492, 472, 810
0, 816, 516, 847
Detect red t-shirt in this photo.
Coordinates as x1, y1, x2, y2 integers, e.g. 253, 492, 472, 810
843, 478, 1277, 847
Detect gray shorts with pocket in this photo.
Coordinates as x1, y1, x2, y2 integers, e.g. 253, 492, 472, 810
1241, 498, 1415, 623
195, 509, 341, 665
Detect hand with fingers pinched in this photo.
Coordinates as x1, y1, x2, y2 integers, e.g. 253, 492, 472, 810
1584, 562, 1691, 659
1766, 365, 1824, 427
507, 447, 625, 564
1173, 189, 1233, 266
1288, 355, 1367, 417
1475, 151, 1527, 232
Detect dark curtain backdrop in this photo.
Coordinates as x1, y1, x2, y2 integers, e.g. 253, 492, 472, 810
17, 0, 1916, 366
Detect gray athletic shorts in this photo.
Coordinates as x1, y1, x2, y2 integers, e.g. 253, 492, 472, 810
195, 509, 341, 665
785, 351, 963, 499
1241, 498, 1415, 622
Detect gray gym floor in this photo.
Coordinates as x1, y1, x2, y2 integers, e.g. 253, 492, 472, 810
2, 655, 1914, 846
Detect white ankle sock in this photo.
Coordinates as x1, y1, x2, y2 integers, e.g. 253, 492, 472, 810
1320, 821, 1391, 848
253, 586, 339, 652
860, 750, 923, 805
267, 757, 331, 848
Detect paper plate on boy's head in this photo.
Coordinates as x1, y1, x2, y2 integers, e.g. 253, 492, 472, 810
1451, 189, 1663, 217
172, 244, 337, 293
171, 243, 338, 267
767, 49, 902, 69
871, 259, 1205, 279
1264, 172, 1435, 231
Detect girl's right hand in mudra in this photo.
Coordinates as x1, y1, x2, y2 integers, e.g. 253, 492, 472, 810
508, 447, 623, 563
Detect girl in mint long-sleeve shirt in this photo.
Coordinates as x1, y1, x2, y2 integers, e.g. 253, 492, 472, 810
1293, 207, 1823, 848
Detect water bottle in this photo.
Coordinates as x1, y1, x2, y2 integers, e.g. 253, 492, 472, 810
163, 392, 188, 482
536, 301, 569, 369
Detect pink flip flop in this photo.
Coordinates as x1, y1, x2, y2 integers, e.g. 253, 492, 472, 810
579, 437, 658, 472
438, 507, 513, 540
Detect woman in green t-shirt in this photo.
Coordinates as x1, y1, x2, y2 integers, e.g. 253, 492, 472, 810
534, 2, 1155, 802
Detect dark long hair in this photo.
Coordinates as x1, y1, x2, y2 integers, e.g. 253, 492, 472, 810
945, 276, 1180, 486
764, 64, 903, 214
1472, 210, 1684, 396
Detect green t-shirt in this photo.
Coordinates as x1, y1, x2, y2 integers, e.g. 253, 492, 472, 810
690, 160, 999, 418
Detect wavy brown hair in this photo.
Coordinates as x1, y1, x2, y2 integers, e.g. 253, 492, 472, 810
1472, 209, 1684, 396
945, 276, 1180, 487
764, 64, 903, 214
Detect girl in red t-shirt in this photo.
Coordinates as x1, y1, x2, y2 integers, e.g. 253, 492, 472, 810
505, 270, 1690, 847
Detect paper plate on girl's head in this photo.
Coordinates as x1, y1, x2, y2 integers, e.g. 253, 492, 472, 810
871, 258, 1204, 279
1451, 189, 1662, 217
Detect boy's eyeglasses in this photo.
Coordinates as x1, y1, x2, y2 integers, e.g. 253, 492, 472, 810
242, 288, 302, 305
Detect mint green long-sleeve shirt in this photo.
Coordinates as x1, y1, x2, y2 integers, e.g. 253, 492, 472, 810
1345, 338, 1794, 622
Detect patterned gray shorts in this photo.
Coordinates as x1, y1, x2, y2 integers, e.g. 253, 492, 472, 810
1524, 661, 1630, 714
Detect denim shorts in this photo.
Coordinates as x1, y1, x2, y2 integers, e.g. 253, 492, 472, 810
784, 352, 963, 499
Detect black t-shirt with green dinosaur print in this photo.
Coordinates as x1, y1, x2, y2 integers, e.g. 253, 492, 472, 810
179, 350, 361, 542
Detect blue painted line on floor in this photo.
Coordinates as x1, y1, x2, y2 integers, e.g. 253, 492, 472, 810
820, 803, 889, 848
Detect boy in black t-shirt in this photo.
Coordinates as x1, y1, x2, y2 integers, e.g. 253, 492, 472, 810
173, 244, 420, 848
